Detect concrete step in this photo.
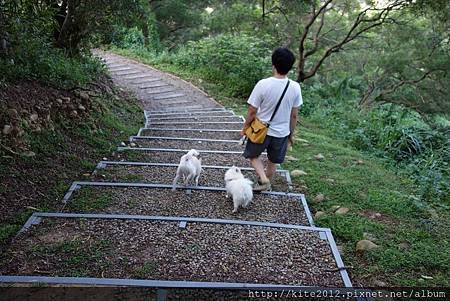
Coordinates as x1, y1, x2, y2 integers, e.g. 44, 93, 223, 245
145, 108, 226, 114
113, 70, 142, 76
129, 78, 162, 84
153, 93, 185, 100
146, 111, 235, 119
138, 129, 241, 140
146, 122, 242, 130
146, 116, 243, 124
130, 137, 244, 152
109, 67, 133, 72
140, 83, 170, 89
123, 74, 158, 80
144, 88, 177, 95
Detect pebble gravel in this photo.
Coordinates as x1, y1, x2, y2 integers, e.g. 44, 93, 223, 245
134, 139, 244, 151
67, 187, 309, 225
1, 218, 344, 287
147, 116, 243, 123
140, 129, 241, 140
115, 151, 266, 167
150, 123, 243, 130
96, 165, 290, 191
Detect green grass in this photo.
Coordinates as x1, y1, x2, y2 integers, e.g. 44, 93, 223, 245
133, 261, 158, 279
112, 47, 450, 287
70, 187, 112, 212
284, 125, 450, 286
79, 159, 97, 171
0, 225, 20, 245
31, 238, 112, 277
0, 209, 39, 246
120, 173, 145, 183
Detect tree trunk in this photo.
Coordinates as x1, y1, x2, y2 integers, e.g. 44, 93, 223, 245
53, 0, 68, 42
297, 58, 307, 82
142, 25, 150, 47
140, 14, 149, 47
55, 0, 86, 56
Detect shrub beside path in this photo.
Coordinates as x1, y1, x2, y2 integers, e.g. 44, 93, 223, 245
0, 51, 361, 298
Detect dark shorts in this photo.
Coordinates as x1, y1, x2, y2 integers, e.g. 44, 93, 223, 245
243, 135, 289, 164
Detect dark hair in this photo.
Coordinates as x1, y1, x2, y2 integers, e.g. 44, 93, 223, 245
272, 47, 295, 75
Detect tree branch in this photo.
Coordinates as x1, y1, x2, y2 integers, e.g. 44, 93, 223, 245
304, 7, 327, 58
299, 1, 407, 81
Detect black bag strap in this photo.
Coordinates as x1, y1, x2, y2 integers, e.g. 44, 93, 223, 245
268, 79, 290, 125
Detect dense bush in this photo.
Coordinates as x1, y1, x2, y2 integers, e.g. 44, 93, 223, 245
1, 21, 104, 88
302, 79, 449, 203
160, 34, 272, 97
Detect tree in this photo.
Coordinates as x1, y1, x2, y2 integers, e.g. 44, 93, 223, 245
295, 0, 412, 82
52, 0, 151, 55
149, 0, 211, 48
358, 11, 449, 115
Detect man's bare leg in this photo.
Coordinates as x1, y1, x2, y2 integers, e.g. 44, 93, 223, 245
265, 160, 277, 180
250, 157, 269, 183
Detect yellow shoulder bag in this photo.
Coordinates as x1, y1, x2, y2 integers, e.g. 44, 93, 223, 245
245, 80, 290, 144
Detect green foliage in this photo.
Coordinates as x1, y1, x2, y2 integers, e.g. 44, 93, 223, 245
204, 2, 261, 35
0, 32, 104, 87
150, 0, 209, 47
133, 261, 158, 279
304, 80, 449, 203
358, 15, 450, 115
159, 34, 272, 97
0, 224, 19, 245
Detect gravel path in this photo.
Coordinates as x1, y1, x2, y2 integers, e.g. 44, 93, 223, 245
66, 187, 309, 225
147, 116, 243, 123
134, 139, 244, 152
94, 165, 290, 191
114, 150, 266, 167
2, 218, 343, 287
147, 110, 236, 118
139, 129, 241, 140
149, 123, 243, 130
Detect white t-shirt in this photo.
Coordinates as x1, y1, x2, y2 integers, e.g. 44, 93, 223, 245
247, 77, 303, 137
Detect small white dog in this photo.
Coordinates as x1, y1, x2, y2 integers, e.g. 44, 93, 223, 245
224, 166, 253, 213
172, 149, 202, 190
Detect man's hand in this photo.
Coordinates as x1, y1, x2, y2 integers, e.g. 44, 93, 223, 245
242, 105, 258, 136
288, 135, 294, 147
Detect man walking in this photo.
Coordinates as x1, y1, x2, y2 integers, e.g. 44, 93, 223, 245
241, 47, 303, 191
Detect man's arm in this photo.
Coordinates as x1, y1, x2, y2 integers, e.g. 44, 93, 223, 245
240, 105, 258, 136
288, 107, 299, 145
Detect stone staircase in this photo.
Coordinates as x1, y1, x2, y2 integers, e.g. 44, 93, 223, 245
0, 51, 368, 300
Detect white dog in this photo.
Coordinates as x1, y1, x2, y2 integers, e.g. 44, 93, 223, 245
172, 149, 202, 190
224, 166, 253, 213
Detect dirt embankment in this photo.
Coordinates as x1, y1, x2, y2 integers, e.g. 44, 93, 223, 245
0, 77, 142, 247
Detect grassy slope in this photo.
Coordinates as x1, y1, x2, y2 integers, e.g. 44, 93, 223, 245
111, 48, 449, 287
0, 82, 143, 247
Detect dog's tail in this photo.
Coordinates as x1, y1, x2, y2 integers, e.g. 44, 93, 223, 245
198, 158, 204, 172
187, 149, 199, 157
244, 178, 253, 185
